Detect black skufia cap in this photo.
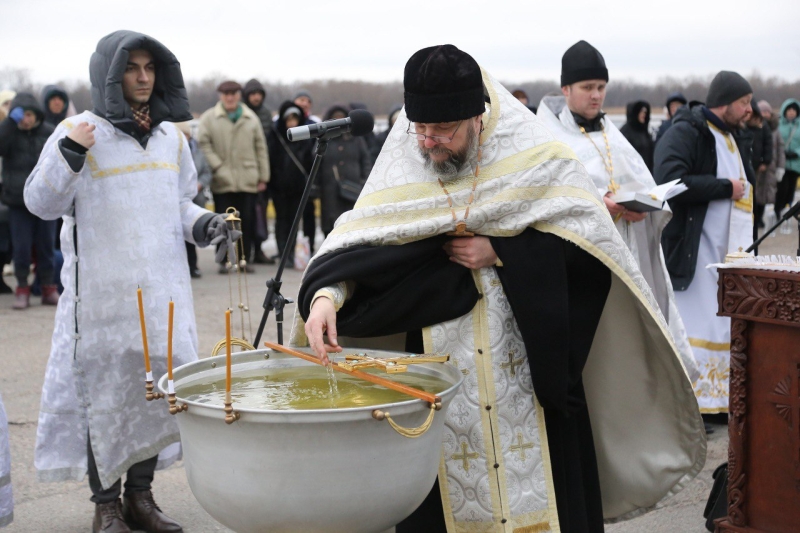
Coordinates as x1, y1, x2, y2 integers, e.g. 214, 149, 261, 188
561, 40, 609, 87
404, 44, 485, 123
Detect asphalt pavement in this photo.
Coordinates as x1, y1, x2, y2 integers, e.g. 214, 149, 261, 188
1, 223, 797, 532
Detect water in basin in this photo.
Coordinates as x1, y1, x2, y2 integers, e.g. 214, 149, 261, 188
178, 365, 449, 410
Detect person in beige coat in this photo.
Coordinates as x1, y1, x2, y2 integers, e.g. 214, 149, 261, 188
198, 80, 270, 271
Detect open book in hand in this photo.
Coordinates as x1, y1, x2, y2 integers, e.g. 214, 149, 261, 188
610, 179, 688, 212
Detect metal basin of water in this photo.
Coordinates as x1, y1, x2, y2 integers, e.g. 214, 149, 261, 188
159, 348, 463, 533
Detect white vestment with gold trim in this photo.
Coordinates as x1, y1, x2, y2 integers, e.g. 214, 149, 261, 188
537, 96, 698, 382
24, 112, 208, 488
673, 124, 753, 413
293, 72, 706, 531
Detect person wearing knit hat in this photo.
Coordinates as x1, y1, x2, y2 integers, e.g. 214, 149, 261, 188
538, 40, 698, 391
653, 70, 753, 415
293, 89, 321, 124
299, 44, 704, 533
656, 92, 688, 143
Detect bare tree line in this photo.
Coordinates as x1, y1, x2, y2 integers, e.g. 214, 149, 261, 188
2, 67, 798, 119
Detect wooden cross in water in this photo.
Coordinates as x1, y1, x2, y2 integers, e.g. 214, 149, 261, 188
766, 363, 800, 481
509, 432, 534, 461
452, 441, 479, 472
501, 350, 525, 377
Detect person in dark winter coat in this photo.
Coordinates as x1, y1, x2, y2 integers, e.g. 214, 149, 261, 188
0, 92, 57, 309
349, 102, 379, 164
620, 100, 655, 171
267, 101, 314, 266
318, 105, 372, 235
654, 100, 752, 290
373, 104, 402, 162
655, 92, 687, 143
776, 98, 800, 218
747, 102, 773, 227
511, 89, 537, 114
243, 78, 276, 264
41, 85, 71, 126
654, 71, 753, 415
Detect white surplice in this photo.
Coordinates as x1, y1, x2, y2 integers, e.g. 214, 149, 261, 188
24, 113, 208, 488
673, 122, 753, 413
537, 96, 699, 382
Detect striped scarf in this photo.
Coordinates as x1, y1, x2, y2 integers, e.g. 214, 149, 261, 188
131, 104, 151, 132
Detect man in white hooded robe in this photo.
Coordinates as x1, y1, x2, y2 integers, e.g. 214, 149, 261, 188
25, 30, 238, 533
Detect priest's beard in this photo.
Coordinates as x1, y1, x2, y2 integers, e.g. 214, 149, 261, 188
418, 125, 479, 182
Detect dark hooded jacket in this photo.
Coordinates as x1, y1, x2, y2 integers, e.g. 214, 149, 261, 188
655, 92, 687, 143
373, 104, 403, 163
41, 85, 70, 126
267, 100, 314, 194
88, 30, 192, 147
620, 100, 654, 171
654, 105, 749, 290
243, 78, 273, 138
0, 93, 55, 206
318, 105, 373, 234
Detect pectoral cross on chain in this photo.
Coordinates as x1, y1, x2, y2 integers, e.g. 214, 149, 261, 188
501, 350, 525, 377
447, 221, 474, 237
452, 441, 479, 472
766, 364, 800, 482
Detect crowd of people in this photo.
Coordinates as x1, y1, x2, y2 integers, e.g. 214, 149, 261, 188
1, 29, 799, 533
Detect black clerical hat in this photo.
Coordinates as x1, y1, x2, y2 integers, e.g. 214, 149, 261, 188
561, 40, 609, 87
404, 45, 485, 123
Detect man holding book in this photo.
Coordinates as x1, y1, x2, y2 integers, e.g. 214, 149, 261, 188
538, 40, 697, 381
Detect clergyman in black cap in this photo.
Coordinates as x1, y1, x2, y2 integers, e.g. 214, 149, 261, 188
298, 43, 704, 533
654, 70, 753, 415
536, 40, 699, 391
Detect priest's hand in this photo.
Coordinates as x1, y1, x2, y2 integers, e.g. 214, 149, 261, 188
305, 296, 342, 365
66, 122, 96, 149
444, 236, 498, 269
729, 178, 745, 200
604, 194, 646, 222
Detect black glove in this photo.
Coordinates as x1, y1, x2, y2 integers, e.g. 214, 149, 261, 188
206, 214, 243, 264
786, 150, 799, 160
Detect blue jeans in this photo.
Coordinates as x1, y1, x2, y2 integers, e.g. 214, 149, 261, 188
8, 205, 56, 287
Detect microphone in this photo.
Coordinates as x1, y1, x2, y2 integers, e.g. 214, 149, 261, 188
287, 109, 374, 142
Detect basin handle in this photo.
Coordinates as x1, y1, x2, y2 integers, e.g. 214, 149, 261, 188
372, 403, 437, 438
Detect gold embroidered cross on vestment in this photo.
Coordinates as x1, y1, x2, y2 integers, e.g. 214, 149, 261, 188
510, 432, 534, 461
452, 441, 479, 472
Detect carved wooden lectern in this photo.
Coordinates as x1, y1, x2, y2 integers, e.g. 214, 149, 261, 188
715, 267, 800, 532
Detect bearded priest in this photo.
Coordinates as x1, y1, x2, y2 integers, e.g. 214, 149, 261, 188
294, 45, 705, 533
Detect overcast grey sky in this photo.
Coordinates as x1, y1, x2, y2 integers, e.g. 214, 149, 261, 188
1, 0, 798, 86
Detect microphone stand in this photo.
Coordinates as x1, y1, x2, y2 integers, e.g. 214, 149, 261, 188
746, 200, 800, 256
253, 130, 338, 349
